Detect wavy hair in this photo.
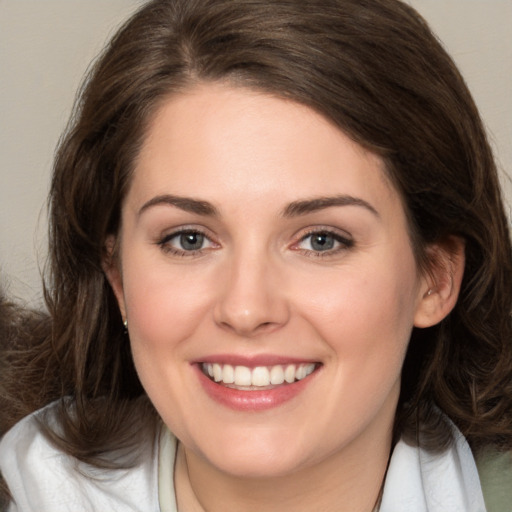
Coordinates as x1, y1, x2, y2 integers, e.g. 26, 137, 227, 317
0, 292, 51, 504
4, 0, 512, 467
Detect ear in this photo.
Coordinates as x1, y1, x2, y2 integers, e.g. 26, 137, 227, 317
102, 235, 127, 321
414, 236, 465, 328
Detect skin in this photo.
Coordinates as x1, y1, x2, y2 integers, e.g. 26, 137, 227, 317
105, 83, 463, 511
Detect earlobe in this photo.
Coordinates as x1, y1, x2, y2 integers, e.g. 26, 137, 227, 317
102, 235, 127, 320
414, 236, 465, 328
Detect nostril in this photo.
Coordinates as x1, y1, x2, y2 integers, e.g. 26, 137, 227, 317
218, 319, 279, 337
213, 275, 290, 335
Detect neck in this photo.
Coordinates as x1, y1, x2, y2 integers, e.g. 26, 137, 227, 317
174, 425, 392, 512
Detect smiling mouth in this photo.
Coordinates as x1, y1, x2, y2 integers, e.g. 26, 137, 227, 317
201, 362, 318, 389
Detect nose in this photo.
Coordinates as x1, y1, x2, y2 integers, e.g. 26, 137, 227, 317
213, 251, 290, 338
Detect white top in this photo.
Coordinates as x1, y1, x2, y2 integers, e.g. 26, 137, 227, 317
0, 405, 162, 511
0, 403, 487, 511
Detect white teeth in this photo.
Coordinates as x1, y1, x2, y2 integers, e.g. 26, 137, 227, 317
269, 365, 285, 385
252, 366, 270, 386
222, 364, 234, 384
284, 364, 296, 383
234, 365, 252, 386
202, 362, 316, 388
295, 365, 306, 380
213, 363, 222, 382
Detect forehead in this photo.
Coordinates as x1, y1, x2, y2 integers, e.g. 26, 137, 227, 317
128, 83, 400, 216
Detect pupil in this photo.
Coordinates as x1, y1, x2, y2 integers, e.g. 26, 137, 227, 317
311, 233, 334, 251
180, 232, 203, 250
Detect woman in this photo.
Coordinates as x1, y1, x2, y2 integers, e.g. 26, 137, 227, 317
1, 0, 511, 510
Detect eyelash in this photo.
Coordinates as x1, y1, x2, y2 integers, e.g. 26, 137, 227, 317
156, 228, 215, 257
156, 227, 354, 258
292, 228, 354, 258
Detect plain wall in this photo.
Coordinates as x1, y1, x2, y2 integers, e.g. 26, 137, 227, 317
1, 0, 511, 304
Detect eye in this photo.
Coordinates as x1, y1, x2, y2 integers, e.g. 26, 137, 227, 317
294, 229, 353, 256
176, 231, 206, 251
157, 229, 216, 256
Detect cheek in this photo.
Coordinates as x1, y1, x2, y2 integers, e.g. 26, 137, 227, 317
121, 256, 215, 353
295, 256, 419, 427
298, 254, 419, 366
119, 257, 219, 424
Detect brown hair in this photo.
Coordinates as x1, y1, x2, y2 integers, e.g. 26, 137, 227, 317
4, 0, 512, 468
0, 292, 51, 504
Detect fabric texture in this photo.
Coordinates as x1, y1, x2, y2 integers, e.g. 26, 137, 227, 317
157, 427, 177, 512
380, 422, 487, 512
0, 402, 495, 511
0, 404, 160, 512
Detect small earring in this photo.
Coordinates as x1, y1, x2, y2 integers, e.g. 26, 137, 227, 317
123, 318, 128, 333
427, 289, 434, 296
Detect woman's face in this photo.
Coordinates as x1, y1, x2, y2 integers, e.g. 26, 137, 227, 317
108, 83, 433, 478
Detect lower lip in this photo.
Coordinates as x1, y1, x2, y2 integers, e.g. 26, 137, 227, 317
195, 365, 318, 411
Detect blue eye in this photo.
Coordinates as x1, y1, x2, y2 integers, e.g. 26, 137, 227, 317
309, 232, 336, 251
297, 230, 353, 254
158, 229, 214, 255
179, 232, 206, 251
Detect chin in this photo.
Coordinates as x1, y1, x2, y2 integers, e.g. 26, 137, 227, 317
212, 453, 307, 479
194, 431, 315, 479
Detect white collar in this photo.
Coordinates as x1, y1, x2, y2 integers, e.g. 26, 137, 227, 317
158, 425, 178, 512
380, 423, 487, 512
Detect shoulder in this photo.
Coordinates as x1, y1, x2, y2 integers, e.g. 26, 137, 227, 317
475, 447, 512, 512
0, 401, 160, 512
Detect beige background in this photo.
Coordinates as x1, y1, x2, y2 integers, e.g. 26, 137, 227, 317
1, 0, 511, 304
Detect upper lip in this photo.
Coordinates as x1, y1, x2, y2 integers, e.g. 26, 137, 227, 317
193, 354, 319, 367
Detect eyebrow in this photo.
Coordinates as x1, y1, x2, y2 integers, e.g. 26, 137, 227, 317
138, 194, 218, 217
282, 195, 379, 218
137, 193, 379, 219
